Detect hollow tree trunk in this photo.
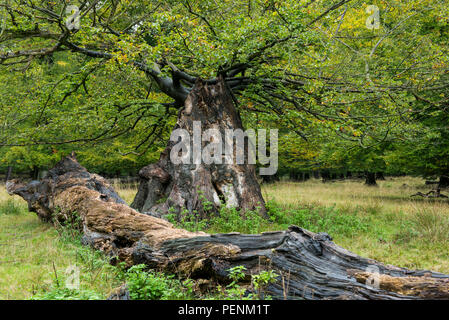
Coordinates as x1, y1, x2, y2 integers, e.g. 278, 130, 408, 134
438, 175, 449, 189
131, 78, 267, 220
321, 170, 330, 183
7, 156, 449, 300
365, 172, 377, 186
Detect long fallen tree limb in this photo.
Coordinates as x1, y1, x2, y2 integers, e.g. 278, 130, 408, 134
411, 189, 448, 198
7, 155, 449, 300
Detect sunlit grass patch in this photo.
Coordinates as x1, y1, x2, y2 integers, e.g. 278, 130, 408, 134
1, 176, 448, 300
0, 187, 122, 300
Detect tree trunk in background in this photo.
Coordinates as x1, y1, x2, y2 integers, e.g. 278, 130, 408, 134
7, 156, 449, 300
5, 166, 13, 182
438, 175, 449, 189
365, 172, 377, 186
131, 78, 267, 220
288, 171, 300, 181
376, 172, 386, 181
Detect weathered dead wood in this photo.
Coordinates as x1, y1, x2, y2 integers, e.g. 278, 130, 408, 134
7, 156, 449, 300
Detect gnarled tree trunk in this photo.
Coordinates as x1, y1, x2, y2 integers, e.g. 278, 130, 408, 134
131, 78, 266, 220
7, 156, 449, 300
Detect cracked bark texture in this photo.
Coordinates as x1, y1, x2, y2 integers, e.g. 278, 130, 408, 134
7, 155, 449, 300
131, 77, 267, 219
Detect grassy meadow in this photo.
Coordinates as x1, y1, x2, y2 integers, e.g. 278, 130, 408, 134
0, 176, 448, 299
0, 187, 122, 299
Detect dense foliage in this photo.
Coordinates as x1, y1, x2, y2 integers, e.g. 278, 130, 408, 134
0, 0, 448, 180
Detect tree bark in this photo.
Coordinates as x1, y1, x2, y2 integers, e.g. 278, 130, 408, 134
131, 77, 267, 220
7, 155, 449, 300
365, 172, 377, 186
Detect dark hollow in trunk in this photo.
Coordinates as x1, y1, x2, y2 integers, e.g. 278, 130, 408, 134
365, 172, 377, 186
131, 78, 267, 220
7, 156, 449, 300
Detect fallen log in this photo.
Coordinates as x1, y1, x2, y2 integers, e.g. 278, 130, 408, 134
411, 189, 448, 198
7, 155, 449, 300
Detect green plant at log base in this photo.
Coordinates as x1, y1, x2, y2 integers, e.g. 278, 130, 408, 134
198, 188, 214, 214
52, 210, 83, 243
209, 206, 268, 234
251, 270, 278, 299
166, 207, 208, 232
125, 264, 194, 300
